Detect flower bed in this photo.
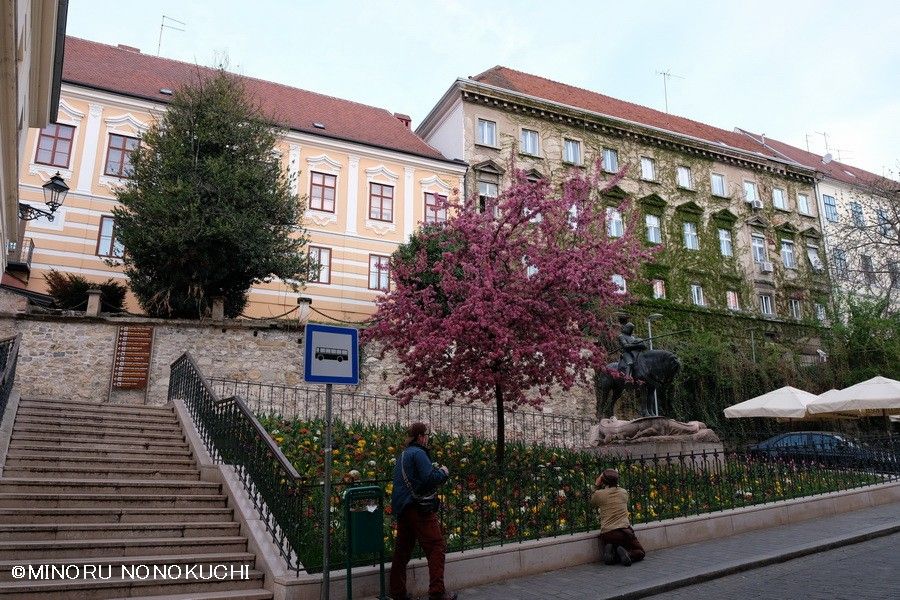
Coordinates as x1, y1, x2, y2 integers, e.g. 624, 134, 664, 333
260, 416, 886, 571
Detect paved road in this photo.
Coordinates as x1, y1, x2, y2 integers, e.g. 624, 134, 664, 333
645, 532, 899, 600
456, 501, 900, 600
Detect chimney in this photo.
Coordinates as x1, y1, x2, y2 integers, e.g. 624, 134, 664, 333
393, 113, 411, 128
117, 44, 141, 53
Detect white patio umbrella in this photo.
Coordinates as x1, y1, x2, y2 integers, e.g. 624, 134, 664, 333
723, 386, 820, 419
807, 376, 900, 416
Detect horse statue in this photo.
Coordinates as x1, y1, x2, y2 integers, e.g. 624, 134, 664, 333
595, 349, 682, 419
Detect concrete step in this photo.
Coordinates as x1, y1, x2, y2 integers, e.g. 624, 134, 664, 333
1, 465, 201, 480
0, 569, 265, 598
0, 536, 249, 560
13, 415, 182, 435
0, 493, 228, 509
3, 453, 197, 469
0, 478, 220, 496
0, 551, 255, 582
0, 507, 234, 525
17, 398, 174, 416
14, 409, 179, 427
11, 426, 185, 442
0, 521, 241, 541
106, 590, 273, 600
5, 444, 194, 460
8, 436, 190, 452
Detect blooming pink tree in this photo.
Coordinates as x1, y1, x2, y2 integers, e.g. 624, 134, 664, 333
365, 164, 652, 464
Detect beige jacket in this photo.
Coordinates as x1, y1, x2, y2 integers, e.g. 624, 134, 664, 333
590, 486, 631, 533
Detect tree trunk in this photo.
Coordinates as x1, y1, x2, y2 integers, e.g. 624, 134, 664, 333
495, 382, 505, 465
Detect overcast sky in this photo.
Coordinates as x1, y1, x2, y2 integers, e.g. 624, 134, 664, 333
68, 0, 899, 177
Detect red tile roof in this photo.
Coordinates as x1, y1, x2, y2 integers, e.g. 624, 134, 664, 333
735, 128, 899, 192
62, 37, 452, 162
470, 66, 788, 162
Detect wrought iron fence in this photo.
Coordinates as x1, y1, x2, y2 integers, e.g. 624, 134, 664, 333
169, 353, 310, 574
210, 378, 597, 449
175, 365, 899, 575
285, 440, 899, 573
0, 335, 21, 421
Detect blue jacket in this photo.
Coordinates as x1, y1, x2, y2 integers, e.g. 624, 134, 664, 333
391, 442, 449, 517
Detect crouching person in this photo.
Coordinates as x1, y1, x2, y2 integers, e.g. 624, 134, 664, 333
389, 422, 458, 600
591, 468, 645, 567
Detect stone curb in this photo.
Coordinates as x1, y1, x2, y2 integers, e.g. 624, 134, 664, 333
602, 521, 900, 600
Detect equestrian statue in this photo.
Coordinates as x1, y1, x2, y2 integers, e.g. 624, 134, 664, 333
595, 319, 683, 419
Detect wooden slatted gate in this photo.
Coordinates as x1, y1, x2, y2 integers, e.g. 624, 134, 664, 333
110, 325, 154, 390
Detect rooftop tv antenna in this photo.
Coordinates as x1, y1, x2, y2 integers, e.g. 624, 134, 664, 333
157, 15, 185, 56
655, 69, 685, 113
815, 131, 831, 153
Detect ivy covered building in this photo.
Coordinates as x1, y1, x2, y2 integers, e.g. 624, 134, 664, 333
418, 67, 832, 329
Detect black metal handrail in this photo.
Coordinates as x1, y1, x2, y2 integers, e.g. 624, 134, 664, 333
168, 353, 308, 573
0, 335, 22, 421
210, 378, 597, 449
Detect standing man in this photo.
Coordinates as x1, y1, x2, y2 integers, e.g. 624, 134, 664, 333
591, 468, 645, 567
389, 422, 458, 600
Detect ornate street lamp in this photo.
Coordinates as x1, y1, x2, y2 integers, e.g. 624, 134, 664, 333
19, 172, 69, 221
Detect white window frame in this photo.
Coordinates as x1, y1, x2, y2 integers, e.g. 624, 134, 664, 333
806, 245, 823, 272
640, 156, 656, 181
797, 193, 811, 215
772, 188, 787, 210
476, 118, 497, 147
751, 234, 767, 264
611, 274, 626, 293
645, 214, 661, 244
788, 298, 802, 320
759, 294, 774, 316
815, 303, 827, 323
652, 279, 666, 300
711, 173, 726, 197
781, 239, 797, 269
683, 222, 699, 250
718, 228, 733, 257
563, 138, 582, 165
690, 283, 705, 307
602, 148, 619, 173
743, 181, 759, 203
676, 166, 693, 189
726, 290, 740, 311
520, 128, 540, 156
606, 207, 624, 238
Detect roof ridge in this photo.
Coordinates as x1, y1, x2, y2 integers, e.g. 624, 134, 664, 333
65, 36, 404, 121
475, 65, 744, 143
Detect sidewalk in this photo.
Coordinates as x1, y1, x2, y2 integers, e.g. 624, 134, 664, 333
457, 501, 900, 600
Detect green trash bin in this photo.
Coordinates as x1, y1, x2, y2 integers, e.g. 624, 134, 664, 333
343, 485, 386, 600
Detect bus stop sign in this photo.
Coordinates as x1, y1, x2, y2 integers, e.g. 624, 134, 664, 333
303, 323, 359, 385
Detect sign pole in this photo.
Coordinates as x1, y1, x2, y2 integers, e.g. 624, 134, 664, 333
322, 382, 333, 599
303, 323, 358, 600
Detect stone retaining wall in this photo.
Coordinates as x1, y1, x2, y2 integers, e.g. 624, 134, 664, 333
0, 312, 600, 422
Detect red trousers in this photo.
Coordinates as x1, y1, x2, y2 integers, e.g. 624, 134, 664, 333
600, 526, 646, 563
389, 507, 446, 599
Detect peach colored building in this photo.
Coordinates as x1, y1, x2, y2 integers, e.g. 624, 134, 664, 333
12, 37, 465, 322
1, 0, 67, 273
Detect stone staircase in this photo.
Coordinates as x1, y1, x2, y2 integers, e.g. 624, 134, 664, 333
0, 398, 274, 599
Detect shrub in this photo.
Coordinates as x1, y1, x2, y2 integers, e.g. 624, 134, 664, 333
44, 270, 127, 313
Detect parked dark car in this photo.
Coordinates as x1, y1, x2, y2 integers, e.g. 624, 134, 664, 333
748, 431, 899, 473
